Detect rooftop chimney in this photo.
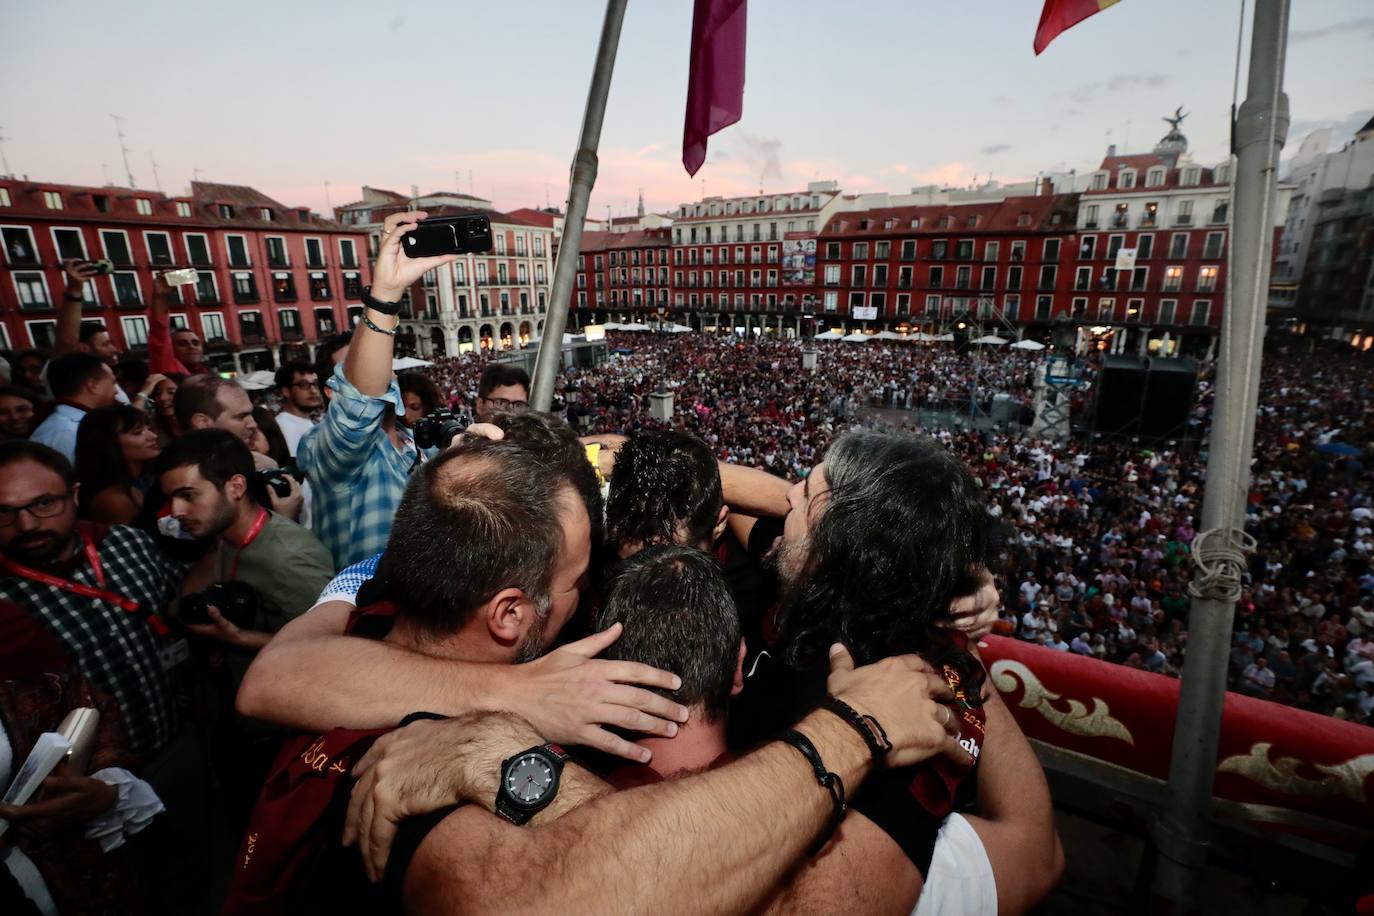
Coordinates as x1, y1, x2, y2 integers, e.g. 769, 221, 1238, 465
1107, 143, 1118, 157
1041, 177, 1054, 196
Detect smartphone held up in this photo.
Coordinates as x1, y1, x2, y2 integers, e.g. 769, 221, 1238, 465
401, 215, 493, 258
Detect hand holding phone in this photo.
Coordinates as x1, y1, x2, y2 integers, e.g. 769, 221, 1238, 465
162, 268, 198, 287
371, 211, 461, 302
401, 215, 493, 258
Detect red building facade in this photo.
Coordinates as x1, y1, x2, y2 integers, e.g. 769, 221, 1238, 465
0, 179, 370, 369
814, 192, 1082, 331
572, 229, 672, 324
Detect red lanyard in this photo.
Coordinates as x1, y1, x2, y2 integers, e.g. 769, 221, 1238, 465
227, 509, 270, 581
0, 531, 169, 636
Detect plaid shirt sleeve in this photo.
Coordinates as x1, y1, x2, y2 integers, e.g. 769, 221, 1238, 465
299, 362, 405, 487
316, 552, 381, 606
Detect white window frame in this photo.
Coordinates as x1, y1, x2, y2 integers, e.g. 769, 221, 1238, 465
0, 188, 11, 207
265, 235, 289, 266
135, 198, 153, 216
169, 313, 189, 330
121, 315, 150, 347
225, 233, 252, 267
1126, 298, 1144, 322
183, 231, 212, 266
1097, 298, 1116, 321
196, 271, 221, 304
25, 319, 57, 348
238, 309, 265, 340
99, 228, 134, 265
13, 272, 52, 309
1146, 168, 1166, 188
144, 230, 175, 266
1, 225, 39, 266
0, 323, 10, 349
43, 191, 63, 210
925, 294, 942, 316
1004, 294, 1020, 320
48, 225, 88, 262
1197, 266, 1219, 292
339, 238, 358, 267
304, 236, 325, 268
1163, 265, 1184, 292
112, 271, 143, 306
201, 311, 227, 342
1157, 299, 1177, 325
175, 201, 192, 218
1190, 300, 1212, 326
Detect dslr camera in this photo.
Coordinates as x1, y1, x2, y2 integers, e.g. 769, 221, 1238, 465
181, 581, 262, 629
257, 467, 305, 498
413, 408, 471, 450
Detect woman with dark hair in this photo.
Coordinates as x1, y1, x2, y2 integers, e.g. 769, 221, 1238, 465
148, 374, 181, 447
73, 405, 161, 525
251, 405, 292, 469
398, 371, 442, 428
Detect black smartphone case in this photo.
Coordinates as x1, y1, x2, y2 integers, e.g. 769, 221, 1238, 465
401, 216, 494, 257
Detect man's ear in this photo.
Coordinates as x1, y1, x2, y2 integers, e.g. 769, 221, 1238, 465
731, 638, 747, 696
188, 413, 213, 430
225, 473, 249, 503
484, 587, 537, 648
713, 505, 729, 544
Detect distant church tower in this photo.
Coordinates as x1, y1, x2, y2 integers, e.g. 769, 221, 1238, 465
637, 188, 645, 218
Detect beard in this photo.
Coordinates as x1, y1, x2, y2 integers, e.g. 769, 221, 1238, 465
514, 609, 550, 664
766, 533, 810, 590
3, 529, 75, 566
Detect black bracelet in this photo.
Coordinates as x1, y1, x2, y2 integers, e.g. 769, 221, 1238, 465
361, 312, 396, 337
777, 729, 845, 856
361, 285, 403, 316
820, 696, 893, 766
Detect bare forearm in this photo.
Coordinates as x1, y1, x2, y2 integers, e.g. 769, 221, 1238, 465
237, 632, 499, 730
720, 461, 791, 517
978, 691, 1052, 829
342, 309, 397, 397
53, 282, 83, 354
413, 712, 870, 915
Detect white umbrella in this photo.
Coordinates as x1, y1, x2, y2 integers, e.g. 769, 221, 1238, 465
392, 356, 434, 370
527, 333, 577, 346
604, 322, 625, 330
874, 330, 905, 340
664, 323, 693, 333
1011, 339, 1046, 350
813, 330, 843, 341
973, 335, 1009, 345
620, 322, 652, 332
238, 370, 276, 391
842, 332, 872, 343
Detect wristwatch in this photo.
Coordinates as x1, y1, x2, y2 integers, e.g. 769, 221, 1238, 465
495, 743, 569, 826
361, 285, 403, 316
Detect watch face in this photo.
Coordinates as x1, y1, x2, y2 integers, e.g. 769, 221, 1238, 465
505, 752, 555, 805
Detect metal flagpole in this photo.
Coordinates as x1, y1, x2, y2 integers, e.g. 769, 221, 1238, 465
1150, 0, 1290, 910
530, 0, 629, 411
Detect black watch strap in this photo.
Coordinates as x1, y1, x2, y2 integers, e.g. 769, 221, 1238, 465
361, 286, 403, 315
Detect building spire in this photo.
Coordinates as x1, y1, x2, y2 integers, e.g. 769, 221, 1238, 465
637, 188, 645, 218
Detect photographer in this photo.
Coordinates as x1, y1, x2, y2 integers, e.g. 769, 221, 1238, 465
155, 429, 334, 823
298, 211, 457, 568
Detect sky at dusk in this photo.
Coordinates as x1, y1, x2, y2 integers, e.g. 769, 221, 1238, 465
3, 0, 1371, 219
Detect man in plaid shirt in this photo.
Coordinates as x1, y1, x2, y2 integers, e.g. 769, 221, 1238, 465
298, 210, 460, 570
0, 441, 182, 759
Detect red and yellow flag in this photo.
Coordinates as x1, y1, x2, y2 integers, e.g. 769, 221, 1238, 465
1033, 0, 1121, 54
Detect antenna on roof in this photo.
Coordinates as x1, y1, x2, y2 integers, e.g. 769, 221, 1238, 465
468, 170, 473, 196
109, 114, 136, 189
0, 126, 11, 178
324, 180, 333, 214
148, 152, 163, 193
193, 167, 202, 184
101, 163, 111, 185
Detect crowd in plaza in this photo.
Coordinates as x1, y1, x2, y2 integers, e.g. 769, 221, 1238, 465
413, 331, 1374, 725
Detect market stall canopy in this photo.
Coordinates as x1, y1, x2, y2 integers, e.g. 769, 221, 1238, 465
1011, 339, 1046, 350
392, 357, 434, 370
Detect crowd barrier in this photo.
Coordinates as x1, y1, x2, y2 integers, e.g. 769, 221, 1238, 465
979, 635, 1374, 853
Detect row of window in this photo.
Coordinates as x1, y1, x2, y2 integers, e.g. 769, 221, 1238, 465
3, 188, 306, 223
1079, 231, 1224, 262
812, 292, 1214, 326
11, 305, 351, 352
676, 220, 818, 245
1082, 200, 1228, 230
0, 224, 361, 270
680, 193, 825, 219
1087, 163, 1225, 192
7, 269, 362, 311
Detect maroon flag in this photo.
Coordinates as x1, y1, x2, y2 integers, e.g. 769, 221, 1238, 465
682, 0, 747, 177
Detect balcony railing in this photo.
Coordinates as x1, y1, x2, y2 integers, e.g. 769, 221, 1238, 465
267, 256, 290, 268
234, 292, 260, 304
306, 258, 327, 269
1174, 215, 1194, 227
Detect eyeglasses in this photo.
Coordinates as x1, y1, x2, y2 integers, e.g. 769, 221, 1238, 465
0, 492, 71, 528
481, 397, 529, 412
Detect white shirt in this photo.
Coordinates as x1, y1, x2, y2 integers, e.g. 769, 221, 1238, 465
275, 410, 317, 458
30, 404, 85, 463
